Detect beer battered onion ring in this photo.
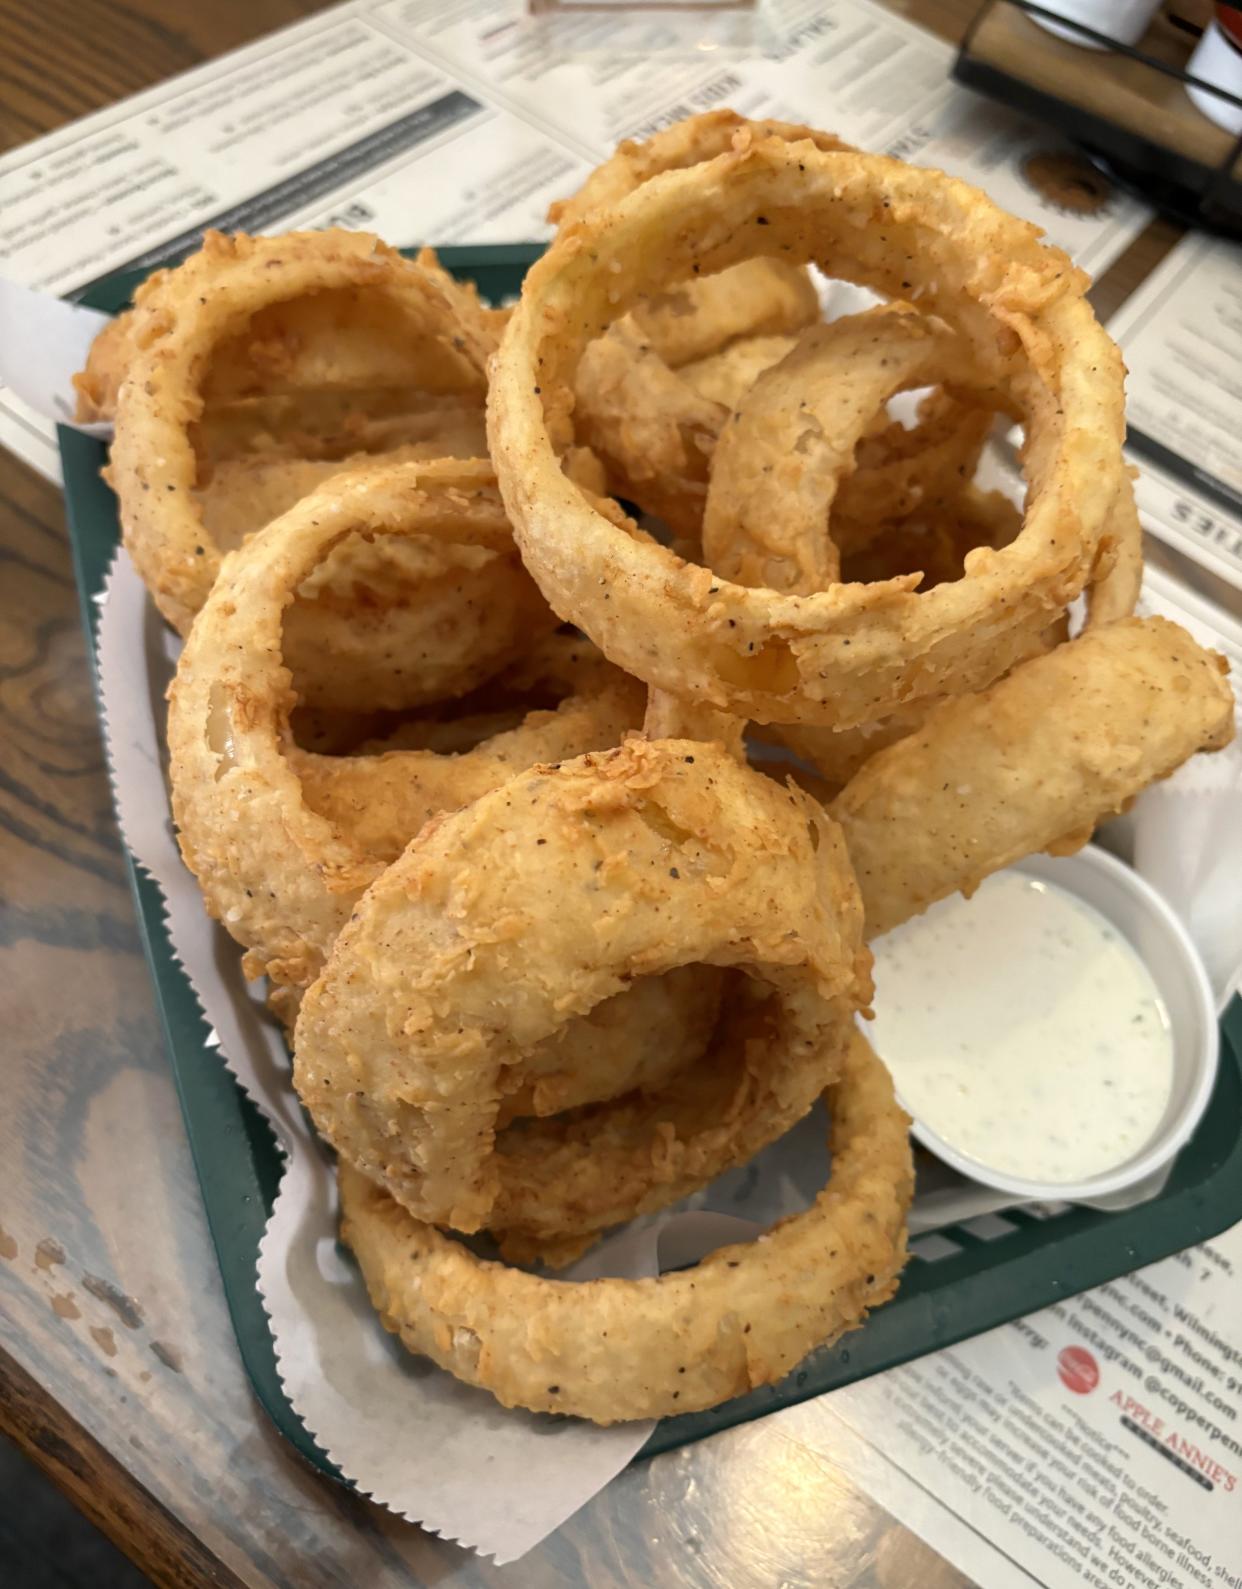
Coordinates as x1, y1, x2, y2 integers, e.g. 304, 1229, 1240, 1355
573, 260, 821, 528
628, 256, 820, 368
561, 112, 832, 531
338, 1027, 912, 1424
683, 336, 997, 553
701, 306, 994, 591
767, 471, 1142, 794
488, 139, 1129, 728
168, 459, 641, 998
188, 429, 542, 716
110, 229, 496, 633
679, 332, 795, 406
547, 108, 850, 226
832, 616, 1235, 937
293, 737, 869, 1237
578, 314, 997, 552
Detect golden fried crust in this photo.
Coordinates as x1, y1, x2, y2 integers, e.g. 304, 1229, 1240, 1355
108, 229, 497, 634
574, 259, 820, 529
702, 307, 984, 592
573, 320, 726, 533
294, 737, 869, 1237
679, 333, 795, 408
629, 257, 820, 369
73, 308, 138, 422
831, 616, 1236, 938
833, 391, 998, 553
1085, 469, 1144, 628
548, 108, 852, 227
490, 138, 1125, 729
168, 459, 636, 998
338, 1028, 912, 1425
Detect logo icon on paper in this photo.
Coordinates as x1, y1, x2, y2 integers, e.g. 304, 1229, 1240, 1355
1057, 1345, 1100, 1395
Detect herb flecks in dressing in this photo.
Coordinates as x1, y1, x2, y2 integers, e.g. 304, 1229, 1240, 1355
869, 872, 1174, 1184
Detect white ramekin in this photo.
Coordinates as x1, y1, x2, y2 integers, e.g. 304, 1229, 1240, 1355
1027, 0, 1161, 50
899, 845, 1220, 1208
1187, 19, 1242, 136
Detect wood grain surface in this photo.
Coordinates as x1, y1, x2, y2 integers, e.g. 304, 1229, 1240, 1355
0, 0, 1179, 1583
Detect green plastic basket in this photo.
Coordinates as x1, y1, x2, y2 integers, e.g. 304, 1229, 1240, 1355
59, 245, 1242, 1477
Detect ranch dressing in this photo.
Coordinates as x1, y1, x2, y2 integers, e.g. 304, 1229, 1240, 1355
869, 871, 1174, 1185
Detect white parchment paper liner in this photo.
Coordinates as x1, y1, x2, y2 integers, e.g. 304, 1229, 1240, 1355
0, 277, 113, 437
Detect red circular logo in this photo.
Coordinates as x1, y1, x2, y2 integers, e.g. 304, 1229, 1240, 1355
1057, 1346, 1099, 1395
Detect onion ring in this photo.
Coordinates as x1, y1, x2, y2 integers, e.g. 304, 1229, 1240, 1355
830, 615, 1235, 938
496, 963, 727, 1124
679, 332, 796, 407
338, 1026, 912, 1424
289, 632, 641, 865
556, 114, 835, 530
572, 320, 729, 533
489, 137, 1128, 728
547, 108, 850, 227
103, 235, 555, 715
293, 736, 869, 1236
629, 257, 820, 368
168, 459, 637, 999
109, 229, 497, 634
833, 389, 997, 554
574, 258, 820, 526
769, 477, 1138, 792
702, 307, 988, 591
190, 420, 507, 716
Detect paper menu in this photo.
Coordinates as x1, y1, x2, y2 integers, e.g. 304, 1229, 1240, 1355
0, 0, 1150, 482
1110, 233, 1242, 594
820, 1219, 1242, 1589
385, 0, 1147, 266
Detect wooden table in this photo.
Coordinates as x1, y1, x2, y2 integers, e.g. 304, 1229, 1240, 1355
0, 3, 1184, 1584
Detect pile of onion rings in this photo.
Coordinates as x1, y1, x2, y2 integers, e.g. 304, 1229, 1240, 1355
84, 110, 1235, 1426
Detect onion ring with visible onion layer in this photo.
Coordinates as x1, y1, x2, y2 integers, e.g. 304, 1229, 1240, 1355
701, 307, 990, 591
831, 615, 1235, 938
